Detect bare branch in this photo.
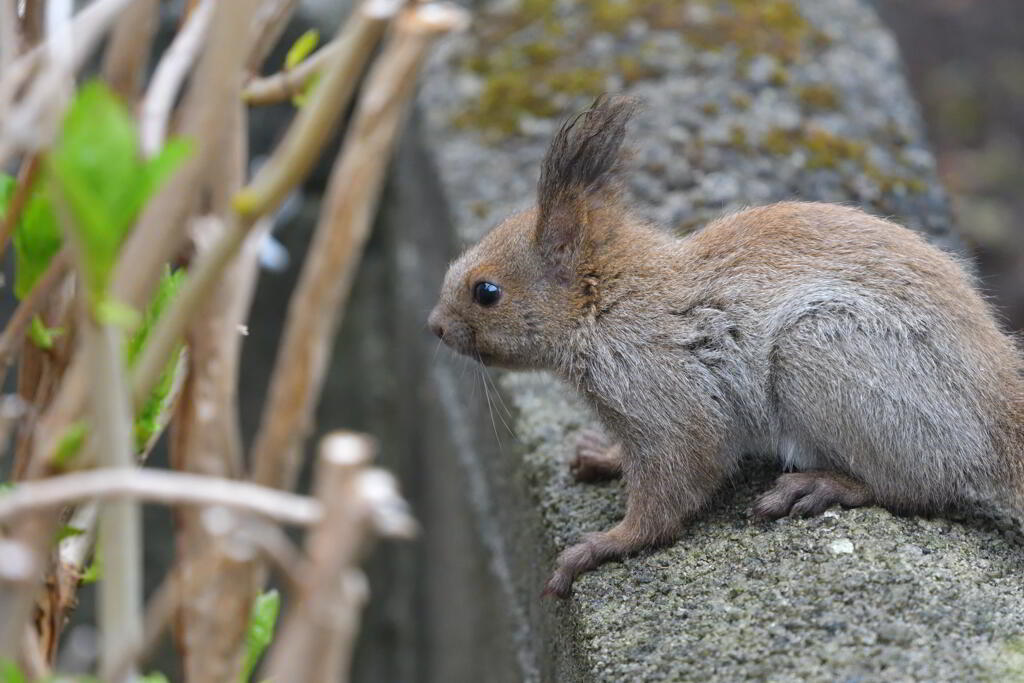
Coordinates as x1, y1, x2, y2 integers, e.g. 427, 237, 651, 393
139, 0, 213, 157
245, 0, 300, 72
0, 248, 72, 387
130, 0, 399, 414
234, 0, 397, 220
0, 154, 41, 261
0, 469, 325, 526
107, 519, 307, 681
251, 1, 469, 491
102, 0, 159, 102
243, 39, 339, 105
113, 0, 260, 312
263, 432, 416, 681
0, 0, 143, 163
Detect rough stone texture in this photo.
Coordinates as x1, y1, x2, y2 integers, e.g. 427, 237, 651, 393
397, 0, 1024, 680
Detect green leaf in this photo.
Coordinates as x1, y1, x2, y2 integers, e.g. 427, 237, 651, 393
81, 555, 101, 584
0, 173, 13, 218
293, 72, 322, 108
0, 658, 26, 683
56, 525, 85, 543
0, 482, 14, 494
239, 590, 280, 682
12, 187, 61, 299
141, 673, 170, 683
94, 297, 142, 330
285, 29, 319, 70
53, 421, 88, 469
29, 314, 64, 350
45, 81, 192, 307
126, 267, 185, 452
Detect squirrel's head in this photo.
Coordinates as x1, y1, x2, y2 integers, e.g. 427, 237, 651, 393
429, 95, 639, 369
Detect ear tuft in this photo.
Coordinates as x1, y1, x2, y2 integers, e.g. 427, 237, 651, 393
537, 94, 640, 222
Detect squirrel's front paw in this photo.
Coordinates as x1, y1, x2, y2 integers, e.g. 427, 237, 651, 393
570, 429, 624, 482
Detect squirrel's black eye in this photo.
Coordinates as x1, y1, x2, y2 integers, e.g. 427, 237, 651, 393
473, 281, 502, 307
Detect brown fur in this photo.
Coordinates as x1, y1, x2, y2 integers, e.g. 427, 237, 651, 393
428, 97, 1024, 598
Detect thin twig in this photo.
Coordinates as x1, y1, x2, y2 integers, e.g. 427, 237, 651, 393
0, 154, 41, 261
0, 469, 325, 526
250, 1, 469, 491
262, 432, 416, 681
130, 0, 398, 411
245, 0, 300, 72
139, 0, 213, 157
242, 39, 339, 105
0, 0, 142, 163
107, 520, 307, 682
0, 248, 72, 387
101, 0, 159, 101
234, 0, 396, 219
27, 0, 256, 473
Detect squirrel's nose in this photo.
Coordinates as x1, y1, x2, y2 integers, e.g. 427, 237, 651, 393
427, 310, 445, 340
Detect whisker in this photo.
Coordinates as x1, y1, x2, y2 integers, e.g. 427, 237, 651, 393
476, 352, 503, 453
481, 366, 517, 441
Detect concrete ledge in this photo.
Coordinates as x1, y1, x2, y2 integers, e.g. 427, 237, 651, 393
365, 0, 1024, 679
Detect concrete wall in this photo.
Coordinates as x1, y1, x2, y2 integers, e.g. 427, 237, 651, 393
341, 0, 1024, 680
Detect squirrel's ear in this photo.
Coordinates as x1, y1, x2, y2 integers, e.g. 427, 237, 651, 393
534, 95, 639, 277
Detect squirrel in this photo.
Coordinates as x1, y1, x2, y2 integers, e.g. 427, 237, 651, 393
427, 95, 1024, 598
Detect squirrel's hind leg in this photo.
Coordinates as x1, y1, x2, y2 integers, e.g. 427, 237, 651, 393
546, 440, 723, 598
571, 429, 623, 482
753, 471, 873, 519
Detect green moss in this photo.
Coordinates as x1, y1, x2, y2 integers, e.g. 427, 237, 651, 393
770, 65, 790, 87
729, 125, 751, 152
592, 0, 637, 33
761, 128, 798, 156
616, 55, 659, 84
453, 68, 558, 137
797, 84, 840, 111
452, 0, 830, 138
650, 0, 830, 65
758, 127, 926, 195
730, 92, 753, 111
547, 68, 605, 96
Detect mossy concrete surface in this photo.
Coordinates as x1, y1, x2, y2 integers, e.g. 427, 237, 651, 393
403, 0, 1024, 680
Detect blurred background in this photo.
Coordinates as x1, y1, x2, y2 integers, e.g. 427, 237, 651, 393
875, 0, 1024, 330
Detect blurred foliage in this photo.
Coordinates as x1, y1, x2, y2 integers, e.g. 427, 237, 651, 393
240, 589, 280, 683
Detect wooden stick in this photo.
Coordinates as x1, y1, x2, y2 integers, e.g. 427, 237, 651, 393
250, 2, 469, 492
0, 468, 324, 526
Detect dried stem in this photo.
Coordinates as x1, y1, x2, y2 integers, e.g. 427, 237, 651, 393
130, 0, 397, 412
242, 38, 339, 105
0, 468, 324, 526
108, 520, 306, 682
0, 154, 41, 260
0, 0, 143, 163
101, 0, 158, 101
28, 0, 257, 472
263, 433, 416, 680
245, 0, 300, 72
262, 433, 373, 682
139, 0, 213, 157
234, 0, 394, 219
0, 248, 71, 387
169, 96, 260, 680
250, 2, 469, 491
84, 320, 142, 683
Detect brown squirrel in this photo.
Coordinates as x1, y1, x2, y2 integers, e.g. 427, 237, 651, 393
427, 96, 1024, 598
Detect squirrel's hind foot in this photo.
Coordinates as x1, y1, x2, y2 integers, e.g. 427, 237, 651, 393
571, 429, 624, 482
753, 471, 872, 519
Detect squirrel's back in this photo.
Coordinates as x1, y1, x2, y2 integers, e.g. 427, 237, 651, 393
673, 201, 1024, 507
